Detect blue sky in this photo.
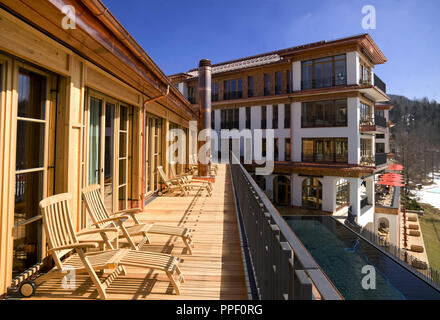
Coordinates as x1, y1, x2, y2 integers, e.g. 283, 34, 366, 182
103, 0, 440, 102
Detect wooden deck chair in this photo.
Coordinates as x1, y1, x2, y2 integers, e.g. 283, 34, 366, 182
82, 185, 195, 254
158, 166, 212, 197
189, 154, 218, 175
23, 193, 184, 299
170, 163, 212, 189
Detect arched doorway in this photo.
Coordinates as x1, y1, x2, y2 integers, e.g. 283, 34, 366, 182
273, 176, 291, 206
302, 178, 322, 210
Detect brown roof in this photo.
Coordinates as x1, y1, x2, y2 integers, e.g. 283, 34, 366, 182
172, 34, 387, 79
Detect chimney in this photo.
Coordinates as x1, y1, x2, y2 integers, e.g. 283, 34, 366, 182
197, 59, 212, 178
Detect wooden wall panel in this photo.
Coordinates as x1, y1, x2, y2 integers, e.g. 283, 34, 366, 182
0, 57, 14, 296
85, 65, 141, 107
0, 9, 70, 76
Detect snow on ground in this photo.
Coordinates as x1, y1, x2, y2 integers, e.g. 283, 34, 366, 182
414, 176, 440, 210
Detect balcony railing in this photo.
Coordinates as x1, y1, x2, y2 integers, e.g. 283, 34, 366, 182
301, 76, 346, 90
374, 74, 386, 93
360, 154, 375, 166
302, 152, 348, 164
375, 153, 387, 166
360, 116, 374, 126
229, 152, 342, 300
375, 114, 387, 128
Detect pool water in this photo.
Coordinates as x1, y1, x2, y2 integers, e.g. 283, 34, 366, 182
284, 216, 440, 300
428, 187, 440, 194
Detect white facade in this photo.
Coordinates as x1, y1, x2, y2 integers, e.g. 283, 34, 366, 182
176, 47, 395, 246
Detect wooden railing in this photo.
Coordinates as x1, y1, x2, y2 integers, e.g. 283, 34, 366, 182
229, 153, 342, 300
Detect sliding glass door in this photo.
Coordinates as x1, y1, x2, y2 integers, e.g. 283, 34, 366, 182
88, 98, 102, 185
144, 113, 163, 200
85, 90, 134, 213
104, 103, 115, 211
13, 67, 53, 279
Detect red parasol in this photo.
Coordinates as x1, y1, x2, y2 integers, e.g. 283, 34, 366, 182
389, 164, 404, 171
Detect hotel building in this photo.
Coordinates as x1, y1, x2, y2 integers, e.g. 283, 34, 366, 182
171, 34, 397, 242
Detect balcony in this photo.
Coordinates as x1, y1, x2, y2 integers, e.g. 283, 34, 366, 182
360, 115, 387, 133
360, 154, 375, 166
374, 74, 386, 93
26, 165, 248, 300
301, 76, 346, 90
375, 114, 387, 128
375, 153, 388, 167
302, 152, 348, 164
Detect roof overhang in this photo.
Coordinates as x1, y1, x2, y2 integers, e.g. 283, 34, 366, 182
0, 0, 197, 121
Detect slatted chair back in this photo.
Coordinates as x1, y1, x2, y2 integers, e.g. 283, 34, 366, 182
82, 184, 112, 228
170, 163, 180, 179
39, 193, 79, 270
157, 166, 174, 187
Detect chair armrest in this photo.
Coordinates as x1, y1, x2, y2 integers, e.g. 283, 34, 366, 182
76, 228, 118, 236
113, 208, 142, 216
48, 242, 98, 253
92, 216, 130, 225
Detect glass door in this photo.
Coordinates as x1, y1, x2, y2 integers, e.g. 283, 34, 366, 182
118, 105, 129, 210
88, 97, 102, 185
104, 103, 115, 211
13, 67, 51, 279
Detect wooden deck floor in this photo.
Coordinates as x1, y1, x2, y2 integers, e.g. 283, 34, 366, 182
27, 164, 248, 300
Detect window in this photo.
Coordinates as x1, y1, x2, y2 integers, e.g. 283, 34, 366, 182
248, 76, 254, 97
376, 143, 385, 154
336, 179, 350, 209
275, 72, 282, 95
301, 55, 346, 90
302, 138, 348, 163
360, 62, 371, 85
284, 104, 291, 128
221, 110, 227, 129
211, 111, 215, 130
285, 138, 291, 161
376, 134, 385, 139
224, 79, 243, 100
246, 107, 251, 129
261, 106, 267, 129
286, 70, 291, 93
188, 85, 196, 104
274, 138, 279, 161
221, 109, 239, 129
262, 138, 267, 158
361, 138, 373, 165
360, 102, 372, 125
272, 105, 278, 129
301, 99, 347, 128
211, 82, 219, 101
264, 74, 270, 96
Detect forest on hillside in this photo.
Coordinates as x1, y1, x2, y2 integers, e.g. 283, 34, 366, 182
389, 95, 440, 188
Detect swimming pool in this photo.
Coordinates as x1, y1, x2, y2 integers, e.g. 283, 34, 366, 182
428, 187, 440, 194
284, 216, 440, 300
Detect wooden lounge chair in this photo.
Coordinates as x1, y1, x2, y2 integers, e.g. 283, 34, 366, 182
170, 163, 212, 188
19, 193, 184, 299
82, 184, 194, 254
157, 166, 212, 197
189, 154, 218, 175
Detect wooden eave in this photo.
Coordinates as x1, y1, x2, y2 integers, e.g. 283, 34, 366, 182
0, 0, 197, 121
281, 34, 387, 65
375, 104, 394, 111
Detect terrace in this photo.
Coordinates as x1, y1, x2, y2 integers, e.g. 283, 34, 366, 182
25, 165, 248, 300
